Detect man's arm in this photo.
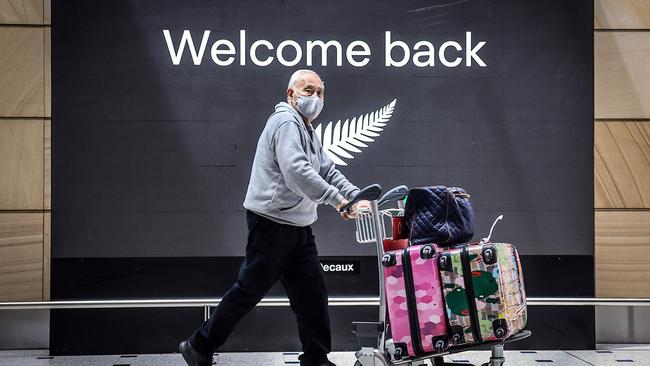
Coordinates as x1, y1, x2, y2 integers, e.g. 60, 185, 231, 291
319, 145, 360, 201
272, 121, 345, 207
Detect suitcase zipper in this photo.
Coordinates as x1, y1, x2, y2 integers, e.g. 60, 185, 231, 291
402, 247, 425, 356
460, 246, 482, 343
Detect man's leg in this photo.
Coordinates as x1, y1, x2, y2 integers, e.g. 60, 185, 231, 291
188, 211, 301, 355
280, 226, 332, 366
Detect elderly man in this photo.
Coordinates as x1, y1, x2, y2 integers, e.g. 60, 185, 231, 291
180, 69, 368, 366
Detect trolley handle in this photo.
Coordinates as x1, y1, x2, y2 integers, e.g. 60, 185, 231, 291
339, 184, 382, 213
377, 185, 408, 207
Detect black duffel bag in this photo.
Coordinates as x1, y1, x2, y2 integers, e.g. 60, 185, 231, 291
404, 186, 474, 245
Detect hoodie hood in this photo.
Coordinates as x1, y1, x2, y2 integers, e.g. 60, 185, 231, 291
275, 101, 301, 120
274, 101, 314, 132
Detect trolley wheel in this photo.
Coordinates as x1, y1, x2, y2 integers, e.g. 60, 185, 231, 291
354, 353, 390, 366
481, 361, 505, 366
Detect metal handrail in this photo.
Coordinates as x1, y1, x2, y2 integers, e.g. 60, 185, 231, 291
527, 297, 650, 306
2, 297, 650, 310
2, 297, 648, 322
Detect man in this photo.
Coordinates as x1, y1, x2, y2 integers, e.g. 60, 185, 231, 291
180, 69, 369, 366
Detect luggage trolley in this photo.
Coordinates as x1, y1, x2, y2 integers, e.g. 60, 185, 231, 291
340, 185, 531, 366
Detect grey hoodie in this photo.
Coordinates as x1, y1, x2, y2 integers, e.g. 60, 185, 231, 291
243, 102, 360, 226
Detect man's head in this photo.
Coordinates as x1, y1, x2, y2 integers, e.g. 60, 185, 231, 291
287, 69, 325, 123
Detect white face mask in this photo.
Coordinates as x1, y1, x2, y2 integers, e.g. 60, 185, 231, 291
294, 93, 324, 121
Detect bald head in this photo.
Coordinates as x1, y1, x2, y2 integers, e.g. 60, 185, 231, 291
287, 69, 323, 90
286, 69, 325, 123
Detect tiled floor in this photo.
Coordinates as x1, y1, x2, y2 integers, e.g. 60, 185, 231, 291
0, 349, 649, 366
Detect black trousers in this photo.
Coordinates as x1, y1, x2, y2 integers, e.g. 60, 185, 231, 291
189, 210, 332, 366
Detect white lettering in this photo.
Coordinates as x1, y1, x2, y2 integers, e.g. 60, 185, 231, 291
277, 40, 302, 66
163, 29, 211, 66
250, 39, 274, 66
306, 40, 343, 66
347, 41, 371, 67
162, 30, 488, 68
320, 262, 356, 272
211, 39, 235, 66
465, 31, 487, 67
413, 40, 435, 67
239, 29, 246, 66
385, 31, 409, 67
439, 40, 462, 67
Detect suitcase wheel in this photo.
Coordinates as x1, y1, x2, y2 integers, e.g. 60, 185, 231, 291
450, 325, 465, 345
482, 245, 498, 265
394, 348, 402, 360
439, 253, 452, 272
434, 337, 447, 352
492, 319, 508, 339
420, 244, 436, 259
382, 253, 397, 267
493, 319, 508, 339
393, 343, 407, 360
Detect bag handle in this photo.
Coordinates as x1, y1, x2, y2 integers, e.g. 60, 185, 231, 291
449, 187, 470, 199
479, 214, 503, 244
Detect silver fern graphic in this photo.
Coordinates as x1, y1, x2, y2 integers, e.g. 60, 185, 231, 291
314, 99, 397, 166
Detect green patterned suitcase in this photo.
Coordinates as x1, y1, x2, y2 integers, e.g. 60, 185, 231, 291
438, 242, 527, 346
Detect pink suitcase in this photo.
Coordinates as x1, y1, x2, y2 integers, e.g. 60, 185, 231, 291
382, 244, 449, 359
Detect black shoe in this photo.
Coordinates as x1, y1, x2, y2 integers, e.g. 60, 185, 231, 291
300, 360, 336, 366
316, 361, 336, 366
179, 340, 213, 366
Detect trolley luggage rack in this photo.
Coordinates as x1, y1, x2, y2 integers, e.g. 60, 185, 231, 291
344, 184, 531, 366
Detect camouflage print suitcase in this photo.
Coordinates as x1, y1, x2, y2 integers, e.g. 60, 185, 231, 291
438, 242, 527, 346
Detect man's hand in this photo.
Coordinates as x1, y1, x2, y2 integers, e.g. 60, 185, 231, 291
355, 200, 371, 212
335, 199, 371, 220
335, 199, 352, 220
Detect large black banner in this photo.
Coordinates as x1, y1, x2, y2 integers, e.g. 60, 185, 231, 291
52, 0, 594, 354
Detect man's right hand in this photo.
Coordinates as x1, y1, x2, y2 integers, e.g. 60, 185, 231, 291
335, 198, 352, 220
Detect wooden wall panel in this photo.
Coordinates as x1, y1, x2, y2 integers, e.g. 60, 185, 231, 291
0, 119, 44, 210
43, 0, 49, 25
44, 119, 50, 209
0, 2, 50, 304
596, 210, 650, 298
44, 26, 50, 117
595, 122, 650, 208
0, 213, 43, 301
595, 0, 650, 29
0, 0, 43, 24
43, 212, 49, 300
0, 27, 45, 117
595, 32, 650, 119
